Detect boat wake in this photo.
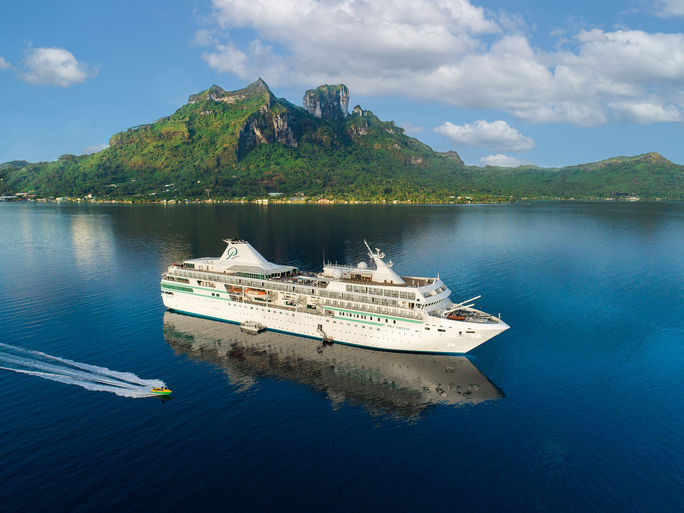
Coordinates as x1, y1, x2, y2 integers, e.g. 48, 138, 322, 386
0, 343, 166, 398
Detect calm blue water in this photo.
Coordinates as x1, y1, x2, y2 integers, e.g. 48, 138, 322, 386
0, 202, 682, 512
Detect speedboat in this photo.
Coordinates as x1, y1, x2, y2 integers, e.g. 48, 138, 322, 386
151, 387, 172, 396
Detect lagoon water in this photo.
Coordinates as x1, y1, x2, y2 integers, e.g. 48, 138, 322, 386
0, 202, 682, 512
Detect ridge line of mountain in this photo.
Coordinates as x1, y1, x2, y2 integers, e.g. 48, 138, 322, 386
1, 78, 681, 201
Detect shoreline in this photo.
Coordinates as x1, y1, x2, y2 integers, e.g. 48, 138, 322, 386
0, 195, 659, 206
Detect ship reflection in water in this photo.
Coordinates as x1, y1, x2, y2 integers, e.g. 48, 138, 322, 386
163, 312, 504, 419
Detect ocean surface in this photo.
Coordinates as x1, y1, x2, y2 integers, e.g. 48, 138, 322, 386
0, 201, 682, 513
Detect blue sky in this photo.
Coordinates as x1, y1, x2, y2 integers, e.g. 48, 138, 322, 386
1, 0, 683, 167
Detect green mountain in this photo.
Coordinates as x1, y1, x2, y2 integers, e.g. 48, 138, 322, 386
1, 79, 682, 201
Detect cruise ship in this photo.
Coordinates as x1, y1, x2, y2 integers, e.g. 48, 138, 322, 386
160, 239, 509, 354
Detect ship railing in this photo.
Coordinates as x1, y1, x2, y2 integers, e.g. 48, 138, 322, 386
170, 267, 328, 288
318, 299, 422, 320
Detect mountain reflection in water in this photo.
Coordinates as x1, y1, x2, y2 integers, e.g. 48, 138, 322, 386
163, 312, 503, 419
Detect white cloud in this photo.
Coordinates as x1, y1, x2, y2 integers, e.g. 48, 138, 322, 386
609, 100, 681, 123
21, 47, 96, 87
81, 143, 108, 155
199, 1, 684, 126
435, 120, 534, 152
653, 0, 684, 17
480, 154, 531, 167
204, 0, 497, 78
202, 42, 250, 77
202, 39, 286, 78
0, 57, 10, 70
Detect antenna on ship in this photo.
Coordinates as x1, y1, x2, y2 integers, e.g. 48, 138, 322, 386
363, 239, 374, 262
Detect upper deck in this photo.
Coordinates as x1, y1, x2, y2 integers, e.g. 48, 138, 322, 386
172, 261, 435, 293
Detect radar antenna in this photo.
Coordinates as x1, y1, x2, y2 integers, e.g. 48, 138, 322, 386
364, 239, 386, 261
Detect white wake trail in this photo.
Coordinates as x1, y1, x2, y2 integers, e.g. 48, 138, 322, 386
0, 342, 159, 386
0, 354, 134, 387
0, 343, 166, 398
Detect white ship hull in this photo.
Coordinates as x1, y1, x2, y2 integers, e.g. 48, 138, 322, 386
162, 288, 507, 354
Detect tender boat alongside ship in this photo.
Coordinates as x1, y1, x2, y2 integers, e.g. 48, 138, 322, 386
240, 320, 265, 334
160, 239, 509, 354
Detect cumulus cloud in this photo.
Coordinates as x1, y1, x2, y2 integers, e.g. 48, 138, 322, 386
609, 100, 681, 123
21, 47, 96, 87
480, 154, 532, 167
198, 0, 684, 126
203, 39, 286, 78
81, 143, 108, 155
0, 57, 10, 70
202, 42, 250, 76
435, 120, 534, 152
204, 0, 497, 78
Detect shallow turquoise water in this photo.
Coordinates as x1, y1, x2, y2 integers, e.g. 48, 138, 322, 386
0, 202, 682, 512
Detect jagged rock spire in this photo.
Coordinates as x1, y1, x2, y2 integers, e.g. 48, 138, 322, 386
303, 84, 350, 121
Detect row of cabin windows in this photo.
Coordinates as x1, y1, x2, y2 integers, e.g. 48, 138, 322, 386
338, 311, 397, 324
346, 284, 416, 300
320, 290, 407, 308
322, 299, 421, 320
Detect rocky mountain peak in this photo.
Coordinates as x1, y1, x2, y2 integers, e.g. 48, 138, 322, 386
244, 77, 271, 96
188, 78, 273, 105
188, 85, 227, 103
303, 84, 350, 121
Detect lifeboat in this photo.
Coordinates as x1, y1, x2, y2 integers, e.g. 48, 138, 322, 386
245, 288, 270, 301
246, 288, 267, 296
228, 286, 243, 293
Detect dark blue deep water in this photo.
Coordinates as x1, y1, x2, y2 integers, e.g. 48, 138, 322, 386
0, 202, 682, 512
